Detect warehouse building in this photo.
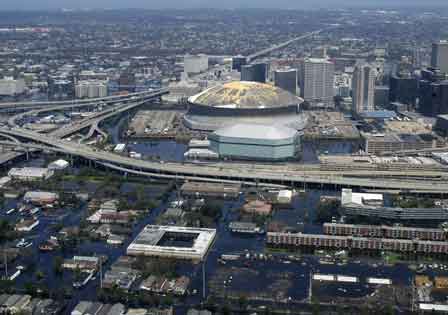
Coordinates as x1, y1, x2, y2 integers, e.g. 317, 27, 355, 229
23, 191, 59, 205
8, 167, 54, 181
180, 182, 241, 199
209, 123, 301, 161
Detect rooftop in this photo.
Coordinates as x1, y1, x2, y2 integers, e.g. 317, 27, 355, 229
127, 225, 216, 261
189, 81, 302, 109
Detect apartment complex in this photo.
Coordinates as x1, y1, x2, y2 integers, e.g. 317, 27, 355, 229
323, 223, 446, 241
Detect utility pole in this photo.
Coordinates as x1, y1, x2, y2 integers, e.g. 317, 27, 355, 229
3, 249, 7, 280
202, 258, 206, 300
99, 257, 103, 289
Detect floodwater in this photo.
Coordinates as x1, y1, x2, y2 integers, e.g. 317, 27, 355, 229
0, 117, 425, 314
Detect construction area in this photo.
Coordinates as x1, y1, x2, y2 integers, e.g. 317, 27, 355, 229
304, 111, 360, 140
126, 110, 191, 139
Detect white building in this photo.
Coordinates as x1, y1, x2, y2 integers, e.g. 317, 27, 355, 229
48, 159, 69, 170
8, 167, 54, 181
0, 77, 26, 96
352, 63, 377, 114
341, 188, 383, 207
75, 80, 108, 99
184, 54, 208, 74
301, 58, 335, 107
127, 225, 216, 261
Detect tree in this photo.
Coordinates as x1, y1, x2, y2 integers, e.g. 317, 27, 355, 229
35, 270, 45, 281
311, 296, 320, 315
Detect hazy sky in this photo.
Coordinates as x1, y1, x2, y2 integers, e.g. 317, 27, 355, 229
1, 0, 448, 10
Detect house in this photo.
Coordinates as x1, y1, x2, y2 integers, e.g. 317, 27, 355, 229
72, 301, 92, 315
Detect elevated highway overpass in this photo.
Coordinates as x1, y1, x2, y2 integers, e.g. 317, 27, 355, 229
0, 89, 168, 112
1, 129, 448, 193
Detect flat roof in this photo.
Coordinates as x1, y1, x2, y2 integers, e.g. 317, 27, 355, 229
341, 188, 383, 206
336, 275, 358, 283
419, 304, 448, 311
313, 274, 335, 281
127, 225, 216, 261
367, 278, 392, 285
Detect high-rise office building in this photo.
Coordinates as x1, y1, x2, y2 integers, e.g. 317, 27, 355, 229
431, 40, 448, 74
418, 68, 448, 117
184, 54, 209, 74
311, 46, 327, 59
75, 80, 108, 99
374, 86, 389, 108
241, 63, 268, 83
352, 64, 377, 114
0, 77, 26, 96
274, 69, 298, 95
232, 56, 247, 72
301, 58, 335, 107
389, 74, 418, 108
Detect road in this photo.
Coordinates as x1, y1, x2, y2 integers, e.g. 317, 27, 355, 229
7, 89, 169, 128
0, 89, 167, 112
247, 29, 324, 62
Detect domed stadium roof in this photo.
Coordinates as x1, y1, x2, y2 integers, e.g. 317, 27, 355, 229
189, 81, 302, 109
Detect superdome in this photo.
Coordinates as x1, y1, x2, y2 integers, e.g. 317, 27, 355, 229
189, 81, 302, 109
184, 81, 307, 132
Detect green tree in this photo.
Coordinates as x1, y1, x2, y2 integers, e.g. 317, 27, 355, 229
35, 270, 45, 281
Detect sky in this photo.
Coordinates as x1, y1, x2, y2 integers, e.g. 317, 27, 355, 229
1, 0, 448, 10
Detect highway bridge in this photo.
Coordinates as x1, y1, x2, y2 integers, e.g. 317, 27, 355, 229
247, 29, 324, 62
7, 88, 169, 127
0, 89, 168, 166
0, 89, 168, 112
1, 129, 448, 193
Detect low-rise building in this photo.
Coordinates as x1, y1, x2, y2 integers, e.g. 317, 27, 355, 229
48, 159, 70, 170
8, 167, 54, 181
103, 268, 137, 291
63, 256, 99, 272
23, 191, 59, 205
181, 182, 241, 199
277, 190, 293, 204
127, 225, 216, 261
140, 275, 190, 296
107, 234, 125, 245
229, 221, 262, 234
15, 218, 39, 232
0, 295, 61, 315
361, 132, 444, 155
242, 200, 272, 216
